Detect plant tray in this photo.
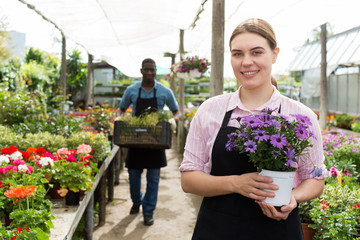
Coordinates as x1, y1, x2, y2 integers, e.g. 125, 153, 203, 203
113, 121, 172, 149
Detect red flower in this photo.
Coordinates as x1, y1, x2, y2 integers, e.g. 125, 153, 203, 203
1, 148, 8, 154
354, 202, 360, 209
36, 147, 47, 155
8, 146, 18, 154
21, 151, 30, 160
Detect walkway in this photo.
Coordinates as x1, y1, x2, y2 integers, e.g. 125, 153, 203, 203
93, 148, 201, 240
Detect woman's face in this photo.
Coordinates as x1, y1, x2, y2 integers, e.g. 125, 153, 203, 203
230, 32, 279, 90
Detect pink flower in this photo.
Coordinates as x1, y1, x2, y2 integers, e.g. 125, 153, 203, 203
66, 155, 76, 162
330, 167, 339, 178
77, 144, 92, 154
353, 148, 359, 153
5, 165, 17, 173
12, 159, 25, 166
57, 148, 69, 155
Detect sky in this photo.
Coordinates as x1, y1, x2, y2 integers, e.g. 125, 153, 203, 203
1, 0, 360, 78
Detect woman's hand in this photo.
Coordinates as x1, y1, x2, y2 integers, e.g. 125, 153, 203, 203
256, 194, 297, 221
232, 172, 278, 201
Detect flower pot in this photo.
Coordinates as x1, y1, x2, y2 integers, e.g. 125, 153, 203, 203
259, 169, 296, 206
189, 69, 202, 78
65, 189, 80, 206
5, 211, 12, 226
301, 223, 315, 240
49, 183, 64, 199
177, 72, 189, 79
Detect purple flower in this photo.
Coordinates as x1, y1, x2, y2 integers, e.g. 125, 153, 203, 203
284, 148, 295, 160
242, 116, 261, 128
270, 133, 287, 149
244, 140, 257, 153
295, 125, 309, 140
252, 129, 270, 142
239, 132, 249, 139
291, 114, 312, 127
310, 167, 323, 177
225, 140, 236, 151
227, 132, 238, 140
286, 159, 298, 169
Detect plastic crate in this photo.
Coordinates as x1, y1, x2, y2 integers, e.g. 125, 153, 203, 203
113, 121, 172, 149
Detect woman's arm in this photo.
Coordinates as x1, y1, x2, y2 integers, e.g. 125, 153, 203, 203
181, 170, 278, 200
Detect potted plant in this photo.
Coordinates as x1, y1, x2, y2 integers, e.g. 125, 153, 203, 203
226, 108, 320, 206
173, 56, 210, 79
52, 144, 95, 205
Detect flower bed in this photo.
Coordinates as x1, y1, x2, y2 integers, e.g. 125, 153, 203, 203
0, 130, 110, 239
299, 131, 360, 239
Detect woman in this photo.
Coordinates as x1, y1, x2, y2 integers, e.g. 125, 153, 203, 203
180, 18, 326, 239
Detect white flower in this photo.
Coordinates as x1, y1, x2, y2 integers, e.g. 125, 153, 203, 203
10, 151, 23, 160
18, 164, 28, 173
39, 157, 54, 167
0, 155, 10, 164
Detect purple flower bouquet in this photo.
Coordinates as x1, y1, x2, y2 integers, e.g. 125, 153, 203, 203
226, 108, 315, 172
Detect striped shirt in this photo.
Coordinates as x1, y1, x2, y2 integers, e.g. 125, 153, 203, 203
180, 86, 327, 188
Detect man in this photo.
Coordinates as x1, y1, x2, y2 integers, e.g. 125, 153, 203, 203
118, 58, 178, 226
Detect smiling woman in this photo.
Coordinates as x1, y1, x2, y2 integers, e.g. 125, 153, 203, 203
180, 18, 327, 240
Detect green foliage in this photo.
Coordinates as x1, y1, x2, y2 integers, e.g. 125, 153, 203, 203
0, 86, 47, 126
309, 184, 360, 239
0, 18, 10, 62
24, 47, 60, 96
323, 133, 360, 175
22, 132, 67, 153
52, 160, 94, 192
11, 114, 83, 138
66, 49, 87, 94
334, 114, 355, 130
0, 126, 25, 149
117, 110, 171, 126
351, 121, 360, 133
0, 58, 22, 91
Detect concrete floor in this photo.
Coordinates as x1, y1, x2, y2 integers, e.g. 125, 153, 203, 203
92, 148, 202, 240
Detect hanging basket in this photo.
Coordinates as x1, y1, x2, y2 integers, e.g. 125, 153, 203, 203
176, 69, 202, 79
259, 169, 296, 206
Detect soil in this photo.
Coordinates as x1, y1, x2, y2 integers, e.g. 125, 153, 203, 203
92, 148, 202, 240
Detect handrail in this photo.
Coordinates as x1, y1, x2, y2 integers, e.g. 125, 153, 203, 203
50, 145, 120, 239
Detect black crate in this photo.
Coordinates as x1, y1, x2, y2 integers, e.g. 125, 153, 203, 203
113, 121, 172, 149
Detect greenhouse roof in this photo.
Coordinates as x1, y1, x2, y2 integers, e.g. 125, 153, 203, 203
287, 25, 360, 72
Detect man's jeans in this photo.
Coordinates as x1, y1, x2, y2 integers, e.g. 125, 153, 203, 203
128, 168, 160, 216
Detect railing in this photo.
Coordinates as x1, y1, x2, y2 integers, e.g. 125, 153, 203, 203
50, 144, 124, 240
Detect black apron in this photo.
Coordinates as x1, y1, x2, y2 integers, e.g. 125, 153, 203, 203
192, 109, 303, 240
125, 87, 167, 169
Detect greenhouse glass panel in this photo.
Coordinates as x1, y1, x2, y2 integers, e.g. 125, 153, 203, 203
289, 44, 315, 71
347, 74, 359, 115
337, 31, 360, 64
337, 75, 348, 112
327, 34, 347, 65
328, 75, 338, 112
299, 44, 319, 70
329, 32, 357, 66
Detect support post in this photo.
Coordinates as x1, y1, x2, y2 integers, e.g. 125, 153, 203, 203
84, 194, 94, 240
98, 173, 107, 226
210, 0, 224, 97
319, 23, 328, 129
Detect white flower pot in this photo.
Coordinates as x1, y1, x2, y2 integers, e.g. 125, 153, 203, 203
259, 169, 296, 206
177, 69, 202, 79
176, 72, 189, 79
189, 69, 202, 78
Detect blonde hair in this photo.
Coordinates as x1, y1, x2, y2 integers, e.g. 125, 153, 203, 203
229, 18, 277, 51
230, 18, 278, 89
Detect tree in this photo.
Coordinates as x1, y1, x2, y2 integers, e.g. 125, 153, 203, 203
66, 49, 87, 101
0, 16, 10, 63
